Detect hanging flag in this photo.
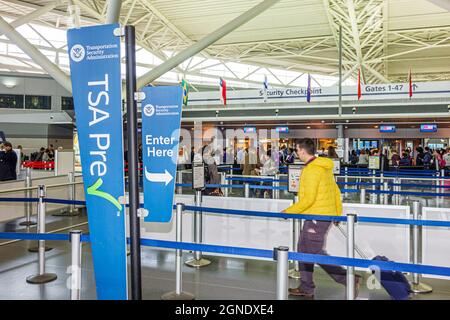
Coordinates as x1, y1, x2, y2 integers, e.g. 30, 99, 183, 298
408, 68, 413, 98
306, 74, 311, 103
220, 77, 227, 106
357, 68, 362, 100
263, 75, 268, 102
181, 78, 189, 106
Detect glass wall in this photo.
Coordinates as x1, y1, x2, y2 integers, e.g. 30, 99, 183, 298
25, 95, 51, 110
0, 94, 24, 108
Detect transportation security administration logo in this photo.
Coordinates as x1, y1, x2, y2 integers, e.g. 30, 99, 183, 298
70, 44, 85, 62
143, 104, 155, 117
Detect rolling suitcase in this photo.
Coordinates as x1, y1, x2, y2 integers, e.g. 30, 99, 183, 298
336, 225, 412, 300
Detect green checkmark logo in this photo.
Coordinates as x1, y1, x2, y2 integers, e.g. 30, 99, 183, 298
87, 178, 122, 211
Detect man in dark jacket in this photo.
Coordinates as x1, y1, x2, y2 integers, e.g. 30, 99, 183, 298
0, 142, 18, 181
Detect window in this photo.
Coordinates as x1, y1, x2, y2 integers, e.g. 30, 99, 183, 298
61, 96, 74, 110
0, 94, 24, 108
25, 95, 51, 110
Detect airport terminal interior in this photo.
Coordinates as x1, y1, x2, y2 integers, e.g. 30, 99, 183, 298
1, 0, 450, 304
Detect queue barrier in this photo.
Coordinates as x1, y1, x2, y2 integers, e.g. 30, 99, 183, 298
2, 195, 450, 299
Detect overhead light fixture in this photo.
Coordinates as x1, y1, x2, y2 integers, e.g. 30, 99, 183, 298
346, 119, 349, 123
3, 81, 16, 88
374, 125, 378, 128
321, 120, 325, 123
307, 126, 311, 129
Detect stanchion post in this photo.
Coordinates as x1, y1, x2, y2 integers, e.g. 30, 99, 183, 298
70, 230, 82, 300
185, 191, 211, 268
346, 214, 356, 300
177, 171, 183, 194
360, 188, 366, 204
344, 167, 348, 198
410, 201, 432, 293
275, 246, 289, 300
274, 173, 280, 199
244, 182, 250, 198
288, 217, 302, 279
69, 172, 77, 214
161, 203, 195, 300
20, 168, 36, 226
221, 172, 229, 197
383, 182, 389, 205
26, 185, 57, 284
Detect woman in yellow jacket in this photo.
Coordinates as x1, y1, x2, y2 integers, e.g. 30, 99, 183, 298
283, 139, 360, 298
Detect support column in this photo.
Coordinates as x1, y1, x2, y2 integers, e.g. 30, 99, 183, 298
136, 0, 281, 88
337, 124, 348, 162
106, 0, 123, 24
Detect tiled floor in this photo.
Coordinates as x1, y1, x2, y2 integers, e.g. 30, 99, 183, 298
0, 211, 449, 300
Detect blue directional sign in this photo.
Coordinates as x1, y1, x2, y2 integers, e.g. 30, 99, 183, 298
67, 24, 127, 300
141, 86, 182, 222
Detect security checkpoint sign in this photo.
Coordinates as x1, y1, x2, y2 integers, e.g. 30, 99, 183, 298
141, 86, 183, 222
67, 24, 127, 300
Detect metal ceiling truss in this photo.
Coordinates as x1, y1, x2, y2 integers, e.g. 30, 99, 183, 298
0, 0, 450, 88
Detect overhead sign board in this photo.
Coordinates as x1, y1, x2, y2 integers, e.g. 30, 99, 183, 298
244, 127, 257, 133
380, 125, 396, 133
420, 124, 438, 133
141, 86, 182, 223
67, 23, 127, 300
276, 126, 289, 133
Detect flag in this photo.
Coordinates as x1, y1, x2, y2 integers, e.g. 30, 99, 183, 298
357, 68, 362, 100
181, 78, 189, 106
220, 77, 227, 106
306, 73, 311, 103
408, 68, 413, 98
263, 75, 268, 102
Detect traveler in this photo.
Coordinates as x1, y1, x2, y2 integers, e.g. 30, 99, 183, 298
423, 147, 432, 169
444, 147, 450, 168
202, 145, 222, 196
0, 141, 18, 181
349, 150, 358, 165
399, 152, 412, 166
433, 149, 445, 169
391, 150, 400, 167
415, 147, 424, 166
254, 149, 277, 198
285, 147, 296, 164
283, 138, 361, 298
357, 149, 369, 166
327, 146, 339, 159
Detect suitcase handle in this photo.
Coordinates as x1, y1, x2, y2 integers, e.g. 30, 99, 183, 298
335, 224, 369, 260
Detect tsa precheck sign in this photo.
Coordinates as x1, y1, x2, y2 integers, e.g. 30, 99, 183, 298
141, 86, 183, 223
67, 23, 128, 300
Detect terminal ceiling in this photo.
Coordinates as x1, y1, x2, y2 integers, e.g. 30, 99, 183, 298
0, 0, 449, 90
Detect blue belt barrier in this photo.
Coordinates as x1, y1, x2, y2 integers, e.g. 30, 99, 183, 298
366, 189, 449, 197
0, 197, 39, 203
0, 232, 90, 242
141, 238, 273, 259
182, 205, 450, 228
44, 198, 86, 206
389, 183, 450, 189
139, 237, 450, 277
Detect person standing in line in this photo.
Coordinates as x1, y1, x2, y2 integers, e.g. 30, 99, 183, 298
443, 147, 450, 168
0, 142, 18, 181
282, 138, 361, 299
357, 149, 369, 166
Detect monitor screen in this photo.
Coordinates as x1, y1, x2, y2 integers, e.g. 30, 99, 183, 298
420, 124, 438, 133
243, 127, 257, 133
275, 126, 289, 133
379, 125, 396, 133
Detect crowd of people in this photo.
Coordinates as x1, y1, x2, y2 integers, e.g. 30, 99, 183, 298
348, 146, 450, 169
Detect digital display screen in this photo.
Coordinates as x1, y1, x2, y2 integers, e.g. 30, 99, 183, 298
379, 125, 396, 133
276, 126, 289, 133
420, 124, 438, 132
243, 127, 257, 133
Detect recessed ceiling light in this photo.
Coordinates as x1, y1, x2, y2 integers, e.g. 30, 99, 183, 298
374, 125, 378, 128
346, 120, 349, 123
307, 126, 311, 129
321, 120, 325, 123
345, 126, 348, 129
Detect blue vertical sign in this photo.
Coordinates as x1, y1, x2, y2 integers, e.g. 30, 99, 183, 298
141, 86, 182, 222
67, 24, 127, 300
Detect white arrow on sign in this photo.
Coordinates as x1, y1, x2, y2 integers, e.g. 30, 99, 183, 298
144, 167, 173, 186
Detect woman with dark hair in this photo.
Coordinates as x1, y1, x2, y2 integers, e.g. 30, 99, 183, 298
416, 147, 424, 166
327, 146, 339, 159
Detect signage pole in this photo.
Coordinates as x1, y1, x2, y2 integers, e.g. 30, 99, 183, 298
125, 25, 142, 300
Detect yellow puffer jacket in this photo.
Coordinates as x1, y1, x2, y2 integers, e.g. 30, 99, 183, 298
284, 157, 342, 216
